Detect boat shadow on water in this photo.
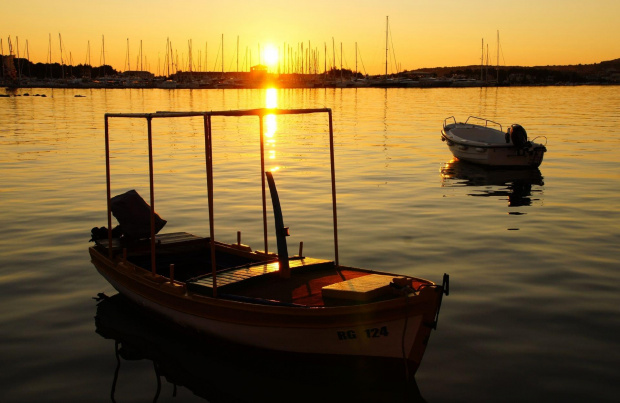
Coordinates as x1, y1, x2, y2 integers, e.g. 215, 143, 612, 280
440, 159, 544, 208
94, 293, 427, 403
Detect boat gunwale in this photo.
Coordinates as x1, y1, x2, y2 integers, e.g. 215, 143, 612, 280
89, 245, 440, 324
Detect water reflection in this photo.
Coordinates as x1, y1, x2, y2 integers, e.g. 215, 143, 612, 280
95, 294, 425, 403
441, 159, 544, 207
265, 88, 278, 169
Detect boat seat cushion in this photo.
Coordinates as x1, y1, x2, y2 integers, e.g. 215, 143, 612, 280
110, 189, 167, 239
321, 274, 398, 301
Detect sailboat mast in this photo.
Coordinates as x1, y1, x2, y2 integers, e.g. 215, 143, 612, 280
496, 30, 500, 83
308, 40, 311, 75
126, 38, 130, 71
102, 35, 106, 76
16, 36, 21, 81
332, 37, 335, 74
188, 39, 193, 72
480, 38, 484, 81
324, 42, 327, 76
486, 43, 489, 83
385, 16, 389, 79
355, 42, 358, 78
164, 38, 169, 76
59, 33, 65, 79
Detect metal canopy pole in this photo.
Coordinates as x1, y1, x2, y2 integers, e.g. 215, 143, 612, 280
259, 115, 269, 254
328, 110, 339, 266
104, 116, 113, 258
102, 108, 336, 289
204, 114, 218, 297
146, 116, 157, 275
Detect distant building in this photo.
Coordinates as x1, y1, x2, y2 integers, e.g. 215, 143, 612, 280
251, 64, 268, 73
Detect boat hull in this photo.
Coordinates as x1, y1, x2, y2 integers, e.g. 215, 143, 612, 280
442, 122, 546, 167
90, 246, 442, 373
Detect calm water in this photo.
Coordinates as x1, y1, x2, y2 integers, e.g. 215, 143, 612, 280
1, 86, 619, 402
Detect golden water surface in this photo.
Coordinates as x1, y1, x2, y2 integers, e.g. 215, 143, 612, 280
1, 86, 619, 402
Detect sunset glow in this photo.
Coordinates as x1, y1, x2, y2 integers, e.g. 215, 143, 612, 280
263, 45, 279, 69
2, 1, 619, 75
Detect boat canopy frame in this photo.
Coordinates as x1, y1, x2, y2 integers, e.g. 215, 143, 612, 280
103, 108, 339, 297
443, 115, 503, 132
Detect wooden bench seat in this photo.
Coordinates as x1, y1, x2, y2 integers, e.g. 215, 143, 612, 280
321, 274, 402, 301
186, 257, 334, 295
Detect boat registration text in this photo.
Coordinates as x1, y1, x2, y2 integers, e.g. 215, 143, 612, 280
337, 326, 389, 340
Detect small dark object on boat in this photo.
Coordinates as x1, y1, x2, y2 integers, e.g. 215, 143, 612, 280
90, 225, 122, 242
110, 189, 167, 239
508, 124, 528, 148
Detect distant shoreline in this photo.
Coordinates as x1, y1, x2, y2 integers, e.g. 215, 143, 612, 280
2, 57, 618, 90
2, 81, 618, 92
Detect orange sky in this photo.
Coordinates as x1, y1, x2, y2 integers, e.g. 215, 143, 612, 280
2, 0, 619, 75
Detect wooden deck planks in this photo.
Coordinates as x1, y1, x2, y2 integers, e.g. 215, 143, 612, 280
187, 257, 334, 294
97, 232, 206, 250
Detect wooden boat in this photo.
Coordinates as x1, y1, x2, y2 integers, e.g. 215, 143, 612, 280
89, 108, 449, 376
441, 116, 547, 167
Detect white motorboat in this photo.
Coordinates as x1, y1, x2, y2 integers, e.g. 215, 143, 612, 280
441, 116, 547, 167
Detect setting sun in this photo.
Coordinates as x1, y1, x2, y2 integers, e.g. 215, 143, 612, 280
263, 45, 279, 68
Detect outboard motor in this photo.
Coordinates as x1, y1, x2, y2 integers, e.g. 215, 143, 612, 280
509, 124, 528, 148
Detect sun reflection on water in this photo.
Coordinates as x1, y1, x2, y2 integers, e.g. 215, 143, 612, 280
265, 88, 278, 170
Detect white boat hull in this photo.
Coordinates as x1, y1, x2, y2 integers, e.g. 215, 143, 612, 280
442, 120, 546, 168
445, 140, 545, 167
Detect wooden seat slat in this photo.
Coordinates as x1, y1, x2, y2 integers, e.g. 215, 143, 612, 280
186, 257, 334, 295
